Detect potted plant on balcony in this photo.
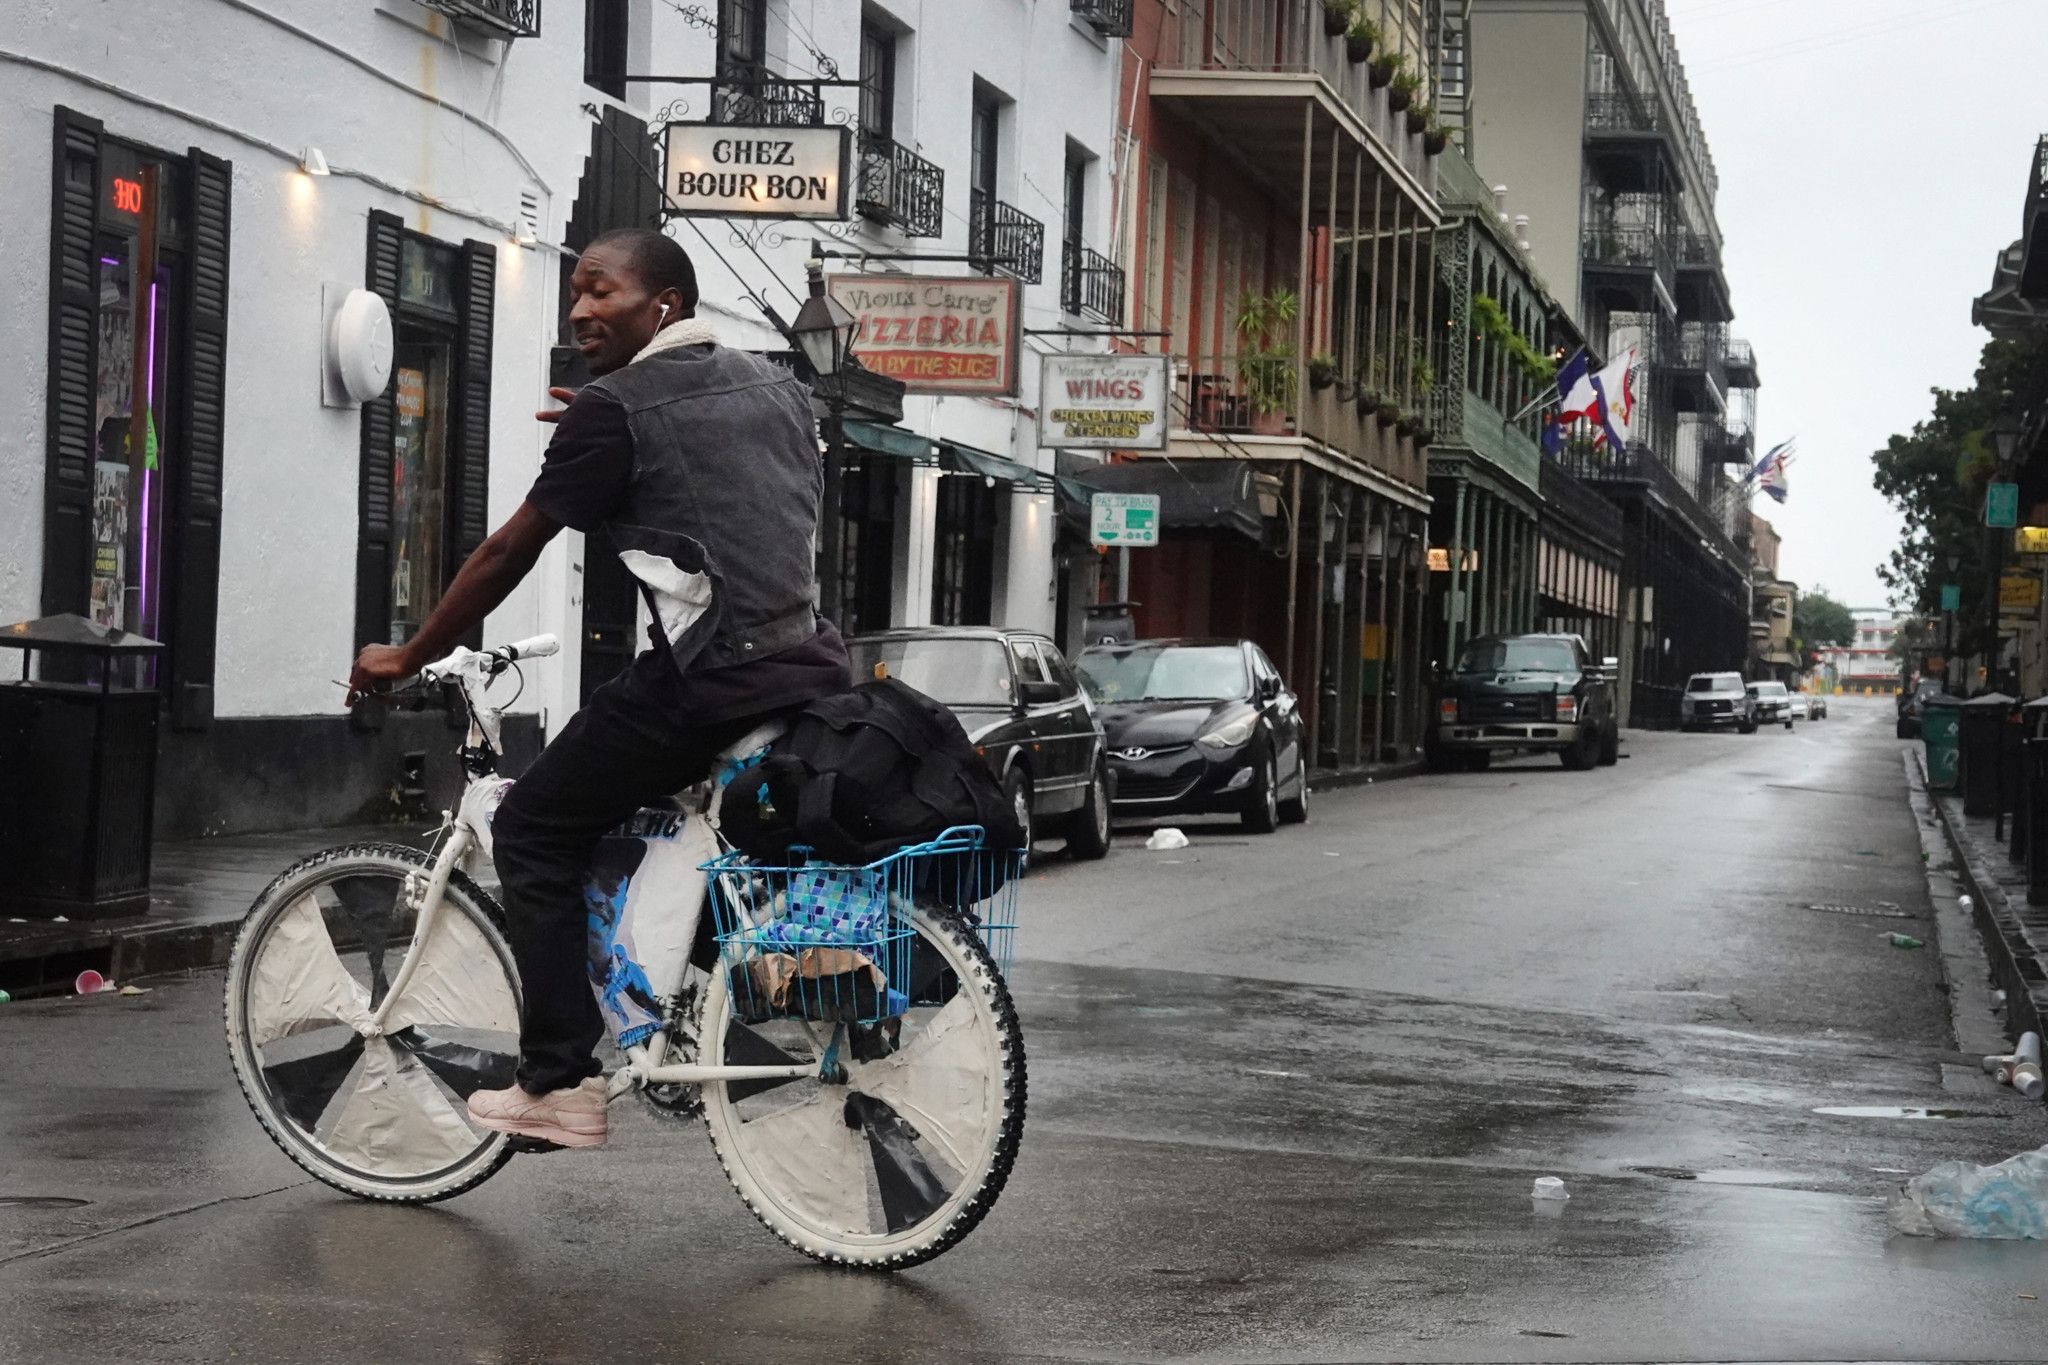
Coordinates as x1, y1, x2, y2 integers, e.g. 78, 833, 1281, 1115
1346, 15, 1379, 64
1405, 99, 1431, 137
1368, 49, 1398, 88
1322, 0, 1358, 38
1308, 351, 1339, 392
1423, 120, 1450, 157
1236, 288, 1299, 436
1388, 65, 1421, 113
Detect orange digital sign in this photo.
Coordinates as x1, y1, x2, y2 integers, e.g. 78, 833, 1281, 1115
111, 177, 144, 215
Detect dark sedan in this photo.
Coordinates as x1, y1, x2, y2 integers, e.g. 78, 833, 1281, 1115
1076, 638, 1308, 833
846, 627, 1111, 861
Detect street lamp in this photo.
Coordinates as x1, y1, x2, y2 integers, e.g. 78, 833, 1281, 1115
1984, 409, 2028, 694
789, 259, 860, 623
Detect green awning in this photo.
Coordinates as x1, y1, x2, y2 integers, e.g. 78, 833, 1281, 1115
939, 440, 1039, 485
843, 420, 933, 462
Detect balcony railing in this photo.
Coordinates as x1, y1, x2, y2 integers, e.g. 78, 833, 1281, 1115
1424, 386, 1542, 492
1071, 0, 1133, 38
1583, 223, 1668, 275
856, 135, 944, 237
1539, 458, 1625, 549
1555, 439, 1741, 566
710, 63, 823, 127
1723, 338, 1759, 387
969, 189, 1045, 285
1585, 92, 1656, 134
417, 0, 539, 37
1668, 228, 1719, 270
1062, 245, 1125, 324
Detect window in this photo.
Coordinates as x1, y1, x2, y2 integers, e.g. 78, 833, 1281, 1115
859, 20, 895, 142
846, 637, 1011, 706
1142, 154, 1167, 350
1062, 147, 1087, 267
1076, 644, 1249, 703
971, 88, 1000, 204
718, 0, 766, 69
1010, 638, 1048, 687
931, 475, 997, 626
1038, 642, 1081, 699
584, 0, 630, 99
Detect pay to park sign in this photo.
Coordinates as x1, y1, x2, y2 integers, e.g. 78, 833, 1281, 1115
1037, 354, 1171, 450
828, 274, 1020, 396
1091, 493, 1160, 547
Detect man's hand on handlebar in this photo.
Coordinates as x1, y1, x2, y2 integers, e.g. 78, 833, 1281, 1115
347, 643, 418, 707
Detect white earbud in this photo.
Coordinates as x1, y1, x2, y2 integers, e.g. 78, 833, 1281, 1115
657, 303, 670, 324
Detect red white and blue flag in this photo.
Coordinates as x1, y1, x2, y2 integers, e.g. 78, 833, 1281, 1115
1543, 346, 1636, 453
1748, 439, 1794, 503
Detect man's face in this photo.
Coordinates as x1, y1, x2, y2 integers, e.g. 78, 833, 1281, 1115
567, 244, 673, 376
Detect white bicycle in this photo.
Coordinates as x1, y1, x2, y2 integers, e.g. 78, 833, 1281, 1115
224, 636, 1026, 1269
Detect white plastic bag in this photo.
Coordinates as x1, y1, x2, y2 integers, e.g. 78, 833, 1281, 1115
1891, 1146, 2048, 1238
1146, 828, 1190, 851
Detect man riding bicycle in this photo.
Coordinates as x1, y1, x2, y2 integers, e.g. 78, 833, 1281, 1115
349, 228, 849, 1149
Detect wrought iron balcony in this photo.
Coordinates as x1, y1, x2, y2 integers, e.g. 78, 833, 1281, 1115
1553, 439, 1741, 566
856, 135, 944, 237
970, 189, 1045, 285
1723, 339, 1759, 388
1062, 245, 1125, 324
1585, 92, 1656, 134
710, 62, 823, 127
416, 0, 539, 37
1071, 0, 1134, 38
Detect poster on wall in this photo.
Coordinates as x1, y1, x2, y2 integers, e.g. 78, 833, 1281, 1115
662, 123, 850, 220
827, 274, 1020, 397
390, 366, 427, 622
90, 461, 130, 629
1038, 353, 1171, 450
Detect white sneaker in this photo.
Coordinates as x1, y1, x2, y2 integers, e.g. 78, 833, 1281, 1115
466, 1077, 608, 1148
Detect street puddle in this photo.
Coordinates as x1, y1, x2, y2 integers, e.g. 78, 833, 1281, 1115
1626, 1165, 1794, 1185
1813, 1105, 2000, 1120
0, 1196, 91, 1210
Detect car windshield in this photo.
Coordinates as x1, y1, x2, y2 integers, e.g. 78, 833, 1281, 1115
1076, 645, 1248, 702
1688, 674, 1740, 693
846, 638, 1012, 706
1455, 639, 1577, 675
1748, 682, 1788, 698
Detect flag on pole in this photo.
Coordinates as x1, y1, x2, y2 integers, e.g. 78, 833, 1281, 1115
1747, 439, 1795, 503
1554, 345, 1636, 451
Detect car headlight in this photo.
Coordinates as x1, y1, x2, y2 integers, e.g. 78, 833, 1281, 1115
1555, 695, 1579, 722
1198, 714, 1259, 749
1438, 698, 1458, 724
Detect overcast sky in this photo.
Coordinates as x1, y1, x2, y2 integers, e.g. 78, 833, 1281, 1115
1663, 0, 2048, 609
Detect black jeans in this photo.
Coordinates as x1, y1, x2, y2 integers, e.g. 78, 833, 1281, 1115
492, 653, 771, 1093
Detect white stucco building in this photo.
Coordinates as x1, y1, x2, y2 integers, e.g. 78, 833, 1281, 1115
0, 0, 1126, 835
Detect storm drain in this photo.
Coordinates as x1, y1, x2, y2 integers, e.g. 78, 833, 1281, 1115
1802, 901, 1913, 920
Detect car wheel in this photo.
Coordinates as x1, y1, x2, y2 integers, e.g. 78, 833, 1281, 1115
1461, 751, 1492, 772
1065, 762, 1112, 861
1242, 755, 1280, 833
1278, 765, 1309, 825
1738, 720, 1757, 734
1560, 727, 1599, 770
1004, 769, 1035, 868
1784, 719, 1793, 730
1597, 723, 1620, 767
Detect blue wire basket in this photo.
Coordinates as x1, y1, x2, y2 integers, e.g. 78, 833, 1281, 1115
700, 825, 1021, 1026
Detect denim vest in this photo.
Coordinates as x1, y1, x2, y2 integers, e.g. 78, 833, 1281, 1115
586, 343, 823, 674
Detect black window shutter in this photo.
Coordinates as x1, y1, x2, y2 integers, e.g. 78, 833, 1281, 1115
41, 106, 102, 620
454, 240, 496, 581
167, 147, 232, 730
355, 211, 404, 652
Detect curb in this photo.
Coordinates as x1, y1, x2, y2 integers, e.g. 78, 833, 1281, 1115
0, 914, 240, 1001
1919, 749, 2048, 1043
1310, 759, 1426, 791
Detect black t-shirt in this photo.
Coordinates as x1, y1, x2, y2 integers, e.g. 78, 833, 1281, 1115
526, 385, 849, 722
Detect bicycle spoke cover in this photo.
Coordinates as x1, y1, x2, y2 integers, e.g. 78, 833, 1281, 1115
326, 874, 400, 1002
722, 1019, 809, 1103
739, 1088, 872, 1234
390, 1027, 517, 1099
262, 1034, 367, 1133
248, 896, 373, 1044
380, 908, 519, 1036
854, 995, 993, 1178
321, 1036, 483, 1175
844, 1092, 950, 1233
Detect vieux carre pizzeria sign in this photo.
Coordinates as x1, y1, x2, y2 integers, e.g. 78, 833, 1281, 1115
827, 274, 1020, 397
662, 123, 850, 220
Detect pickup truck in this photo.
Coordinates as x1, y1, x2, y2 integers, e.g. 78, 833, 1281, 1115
1679, 672, 1756, 733
1427, 633, 1621, 771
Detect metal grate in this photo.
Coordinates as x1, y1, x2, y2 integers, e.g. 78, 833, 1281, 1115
710, 62, 823, 127
1071, 0, 1134, 37
415, 0, 540, 38
970, 188, 1045, 285
1061, 245, 1125, 324
856, 135, 945, 237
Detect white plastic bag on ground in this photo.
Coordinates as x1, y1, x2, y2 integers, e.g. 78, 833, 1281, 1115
1146, 828, 1190, 851
1891, 1146, 2048, 1238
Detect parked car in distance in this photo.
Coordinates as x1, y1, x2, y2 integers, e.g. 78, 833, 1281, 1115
846, 627, 1111, 861
1897, 677, 1945, 738
1804, 692, 1828, 720
1680, 672, 1757, 733
1075, 638, 1308, 833
1748, 680, 1795, 729
1426, 633, 1620, 771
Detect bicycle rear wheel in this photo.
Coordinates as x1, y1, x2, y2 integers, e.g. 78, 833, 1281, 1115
698, 906, 1026, 1269
224, 842, 523, 1203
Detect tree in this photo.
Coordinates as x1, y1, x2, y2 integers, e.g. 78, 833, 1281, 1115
1793, 586, 1855, 649
1872, 329, 2048, 654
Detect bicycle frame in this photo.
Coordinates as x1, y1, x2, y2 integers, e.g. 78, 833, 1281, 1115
361, 639, 822, 1092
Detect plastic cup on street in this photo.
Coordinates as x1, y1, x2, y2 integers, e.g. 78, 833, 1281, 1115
1531, 1176, 1569, 1200
73, 970, 106, 996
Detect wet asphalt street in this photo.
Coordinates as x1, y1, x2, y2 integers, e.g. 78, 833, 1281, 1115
7, 696, 2048, 1363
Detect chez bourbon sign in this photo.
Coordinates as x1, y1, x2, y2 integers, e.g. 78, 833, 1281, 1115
662, 123, 851, 220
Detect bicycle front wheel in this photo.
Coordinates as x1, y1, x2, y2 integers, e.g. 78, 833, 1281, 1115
698, 906, 1026, 1269
224, 842, 523, 1203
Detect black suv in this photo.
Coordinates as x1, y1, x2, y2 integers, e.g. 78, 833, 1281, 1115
1427, 633, 1620, 771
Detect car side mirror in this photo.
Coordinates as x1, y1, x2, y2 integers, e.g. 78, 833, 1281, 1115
1258, 675, 1282, 701
1602, 657, 1619, 674
1019, 679, 1062, 706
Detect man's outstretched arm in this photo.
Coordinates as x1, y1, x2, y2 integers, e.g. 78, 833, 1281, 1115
348, 500, 564, 698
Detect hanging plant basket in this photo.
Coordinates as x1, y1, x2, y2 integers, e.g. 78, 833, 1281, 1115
1388, 86, 1414, 113
1396, 415, 1419, 438
1323, 4, 1353, 37
1354, 387, 1377, 417
1376, 401, 1401, 429
1368, 58, 1397, 89
1405, 108, 1429, 136
1423, 129, 1450, 156
1346, 33, 1374, 63
1415, 426, 1438, 446
1308, 357, 1338, 391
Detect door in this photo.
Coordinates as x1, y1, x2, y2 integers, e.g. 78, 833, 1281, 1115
1029, 638, 1097, 815
1252, 644, 1305, 791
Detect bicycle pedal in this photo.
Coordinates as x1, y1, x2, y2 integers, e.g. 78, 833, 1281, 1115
505, 1135, 572, 1155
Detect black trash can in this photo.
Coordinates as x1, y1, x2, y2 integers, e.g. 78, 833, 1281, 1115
1960, 692, 2017, 819
0, 615, 165, 919
2027, 735, 2048, 906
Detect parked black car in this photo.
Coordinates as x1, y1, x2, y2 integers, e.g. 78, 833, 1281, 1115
1426, 633, 1620, 771
846, 627, 1110, 860
1075, 638, 1308, 833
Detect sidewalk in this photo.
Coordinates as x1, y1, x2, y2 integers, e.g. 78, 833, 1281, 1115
0, 824, 434, 999
1922, 754, 2048, 1042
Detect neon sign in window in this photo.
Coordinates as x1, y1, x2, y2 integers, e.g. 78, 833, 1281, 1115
111, 177, 144, 215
